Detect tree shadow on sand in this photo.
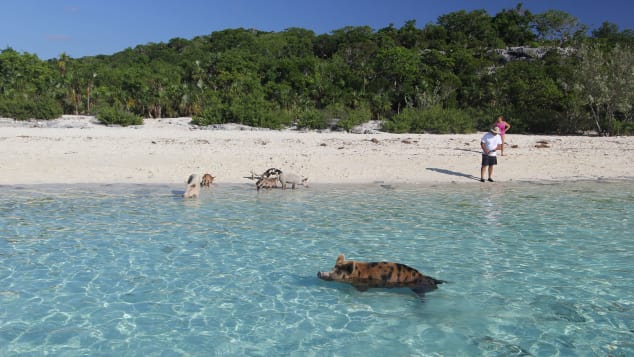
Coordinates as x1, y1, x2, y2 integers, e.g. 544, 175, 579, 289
426, 168, 480, 181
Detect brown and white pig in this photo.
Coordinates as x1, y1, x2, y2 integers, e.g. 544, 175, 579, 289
201, 173, 215, 187
317, 254, 444, 295
183, 173, 201, 198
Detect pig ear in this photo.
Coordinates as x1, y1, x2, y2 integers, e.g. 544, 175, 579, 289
341, 262, 354, 275
336, 254, 345, 265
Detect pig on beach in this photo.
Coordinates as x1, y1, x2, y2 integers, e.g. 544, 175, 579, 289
256, 176, 279, 191
279, 172, 308, 189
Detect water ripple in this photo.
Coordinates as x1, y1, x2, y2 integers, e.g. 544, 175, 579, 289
0, 182, 632, 355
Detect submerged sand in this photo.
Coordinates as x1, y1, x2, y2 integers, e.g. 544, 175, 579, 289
1, 115, 633, 185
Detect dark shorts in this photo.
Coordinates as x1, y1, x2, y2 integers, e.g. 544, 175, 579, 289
481, 154, 498, 166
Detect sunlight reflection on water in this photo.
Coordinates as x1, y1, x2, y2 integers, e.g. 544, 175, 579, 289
0, 181, 632, 355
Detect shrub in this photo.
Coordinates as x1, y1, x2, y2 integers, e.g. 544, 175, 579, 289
382, 106, 477, 134
192, 95, 225, 126
192, 106, 225, 126
295, 109, 328, 130
381, 111, 411, 133
95, 106, 143, 126
255, 109, 294, 129
330, 103, 372, 131
192, 102, 294, 129
0, 96, 62, 120
612, 120, 634, 136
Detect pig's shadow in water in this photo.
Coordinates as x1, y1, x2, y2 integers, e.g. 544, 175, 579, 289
310, 276, 432, 302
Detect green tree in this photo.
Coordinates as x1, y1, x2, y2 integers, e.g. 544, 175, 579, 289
0, 48, 54, 97
575, 43, 634, 135
330, 26, 378, 95
533, 10, 587, 45
396, 20, 425, 48
2, 8, 634, 135
437, 10, 503, 49
592, 22, 634, 47
372, 46, 424, 113
492, 3, 536, 46
485, 58, 567, 133
0, 48, 61, 119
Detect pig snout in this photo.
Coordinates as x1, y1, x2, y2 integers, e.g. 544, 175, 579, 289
317, 271, 332, 281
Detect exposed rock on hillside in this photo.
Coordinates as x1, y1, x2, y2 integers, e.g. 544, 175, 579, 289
494, 46, 575, 62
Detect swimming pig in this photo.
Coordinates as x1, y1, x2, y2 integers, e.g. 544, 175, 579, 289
183, 173, 201, 198
279, 172, 308, 189
317, 254, 444, 295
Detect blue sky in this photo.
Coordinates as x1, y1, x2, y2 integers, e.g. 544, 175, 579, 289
1, 0, 632, 60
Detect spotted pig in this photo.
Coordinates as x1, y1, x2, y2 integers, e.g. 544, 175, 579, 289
183, 173, 201, 198
317, 254, 444, 295
261, 168, 283, 178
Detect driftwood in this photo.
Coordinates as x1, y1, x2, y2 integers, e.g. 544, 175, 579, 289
535, 140, 550, 148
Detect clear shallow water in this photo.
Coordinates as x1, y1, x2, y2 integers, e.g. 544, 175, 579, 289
0, 181, 632, 356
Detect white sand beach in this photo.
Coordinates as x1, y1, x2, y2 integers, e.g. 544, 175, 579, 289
1, 115, 633, 185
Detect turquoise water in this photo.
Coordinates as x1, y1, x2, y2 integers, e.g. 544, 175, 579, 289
0, 181, 632, 356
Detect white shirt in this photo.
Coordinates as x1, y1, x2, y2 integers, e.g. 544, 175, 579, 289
481, 132, 502, 156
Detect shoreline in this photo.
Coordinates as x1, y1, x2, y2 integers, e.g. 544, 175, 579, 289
1, 116, 633, 186
1, 178, 632, 191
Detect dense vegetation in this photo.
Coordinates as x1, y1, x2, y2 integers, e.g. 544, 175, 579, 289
1, 4, 633, 134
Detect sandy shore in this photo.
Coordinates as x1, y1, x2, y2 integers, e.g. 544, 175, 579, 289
1, 115, 633, 186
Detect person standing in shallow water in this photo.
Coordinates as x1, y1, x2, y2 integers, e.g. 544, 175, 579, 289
480, 126, 503, 182
493, 115, 511, 156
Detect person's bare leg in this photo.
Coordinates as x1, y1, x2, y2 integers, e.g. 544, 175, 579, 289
488, 166, 494, 180
501, 135, 505, 156
481, 165, 487, 181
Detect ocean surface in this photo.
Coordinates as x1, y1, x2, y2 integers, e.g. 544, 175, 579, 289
0, 181, 632, 356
